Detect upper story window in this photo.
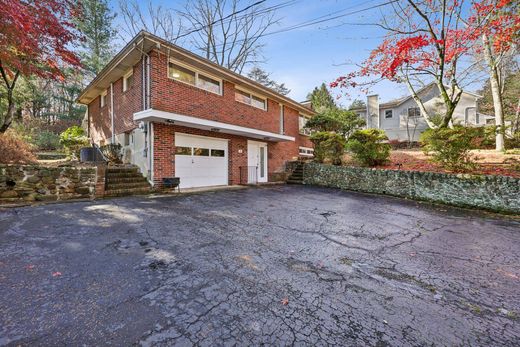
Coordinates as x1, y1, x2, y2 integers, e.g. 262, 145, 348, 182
385, 109, 393, 118
168, 61, 222, 95
299, 115, 311, 136
235, 88, 267, 110
408, 107, 421, 118
123, 70, 133, 92
100, 90, 107, 108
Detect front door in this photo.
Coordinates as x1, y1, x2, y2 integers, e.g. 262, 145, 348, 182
247, 141, 268, 184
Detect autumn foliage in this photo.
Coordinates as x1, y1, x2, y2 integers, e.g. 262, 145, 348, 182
0, 0, 81, 80
0, 132, 37, 164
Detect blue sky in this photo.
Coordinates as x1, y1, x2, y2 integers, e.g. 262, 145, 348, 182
108, 0, 432, 106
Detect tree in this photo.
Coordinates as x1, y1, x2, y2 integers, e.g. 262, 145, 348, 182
75, 0, 117, 77
331, 0, 478, 129
305, 108, 365, 139
179, 0, 279, 73
307, 83, 337, 112
469, 0, 519, 150
118, 0, 182, 43
348, 99, 366, 110
247, 67, 290, 95
0, 0, 81, 133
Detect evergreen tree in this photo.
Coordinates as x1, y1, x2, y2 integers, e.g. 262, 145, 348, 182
348, 99, 366, 110
74, 0, 117, 77
247, 67, 291, 95
307, 83, 336, 112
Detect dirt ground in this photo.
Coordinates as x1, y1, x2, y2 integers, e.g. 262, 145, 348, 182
345, 149, 520, 178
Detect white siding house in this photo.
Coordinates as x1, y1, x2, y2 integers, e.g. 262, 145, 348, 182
352, 83, 494, 141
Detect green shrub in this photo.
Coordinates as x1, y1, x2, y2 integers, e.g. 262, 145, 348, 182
59, 126, 89, 159
346, 128, 391, 166
310, 131, 346, 165
420, 126, 476, 171
34, 130, 61, 151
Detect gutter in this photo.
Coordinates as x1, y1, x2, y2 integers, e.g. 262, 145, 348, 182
110, 82, 115, 143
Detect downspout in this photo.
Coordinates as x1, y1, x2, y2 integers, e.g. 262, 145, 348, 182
110, 82, 115, 143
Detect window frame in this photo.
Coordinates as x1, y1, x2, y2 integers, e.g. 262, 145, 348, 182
234, 86, 267, 111
384, 109, 393, 119
167, 59, 223, 95
100, 90, 107, 108
407, 107, 421, 118
123, 69, 133, 92
299, 114, 312, 136
299, 146, 314, 157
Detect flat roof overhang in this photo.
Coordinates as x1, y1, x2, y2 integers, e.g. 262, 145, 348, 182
134, 109, 295, 142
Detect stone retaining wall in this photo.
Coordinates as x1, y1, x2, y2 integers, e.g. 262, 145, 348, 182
0, 164, 100, 204
303, 162, 520, 214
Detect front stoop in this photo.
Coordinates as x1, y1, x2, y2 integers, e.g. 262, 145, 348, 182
287, 162, 304, 184
104, 166, 152, 197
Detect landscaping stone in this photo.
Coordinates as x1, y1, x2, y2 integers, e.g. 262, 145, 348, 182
0, 164, 100, 204
302, 162, 520, 214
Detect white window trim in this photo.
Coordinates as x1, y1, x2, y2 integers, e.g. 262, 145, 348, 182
384, 109, 393, 119
100, 90, 107, 108
167, 59, 223, 96
299, 114, 312, 136
235, 86, 267, 111
123, 69, 133, 92
279, 104, 284, 134
299, 146, 314, 157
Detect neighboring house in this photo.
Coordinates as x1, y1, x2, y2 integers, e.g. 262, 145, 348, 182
350, 83, 494, 141
77, 31, 315, 189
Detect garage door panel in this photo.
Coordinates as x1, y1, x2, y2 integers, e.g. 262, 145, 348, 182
175, 133, 228, 189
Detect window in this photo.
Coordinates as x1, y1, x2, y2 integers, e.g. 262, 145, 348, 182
100, 90, 107, 108
299, 146, 314, 157
193, 148, 210, 156
168, 61, 222, 94
211, 149, 225, 157
175, 146, 192, 155
299, 115, 311, 136
385, 109, 393, 119
475, 113, 480, 125
279, 105, 285, 134
123, 70, 133, 92
408, 107, 421, 118
235, 88, 267, 110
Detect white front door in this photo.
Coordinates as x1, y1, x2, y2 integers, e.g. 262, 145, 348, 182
247, 141, 268, 183
175, 133, 228, 188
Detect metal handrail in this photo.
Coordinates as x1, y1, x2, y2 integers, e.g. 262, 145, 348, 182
92, 143, 109, 163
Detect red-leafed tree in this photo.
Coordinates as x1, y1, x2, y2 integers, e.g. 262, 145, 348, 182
469, 0, 519, 150
331, 0, 485, 129
0, 0, 81, 133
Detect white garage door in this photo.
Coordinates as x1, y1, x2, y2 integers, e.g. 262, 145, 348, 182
175, 133, 228, 189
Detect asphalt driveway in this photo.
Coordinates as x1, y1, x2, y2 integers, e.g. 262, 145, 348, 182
0, 185, 519, 346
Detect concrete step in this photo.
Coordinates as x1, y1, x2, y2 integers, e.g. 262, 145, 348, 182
104, 187, 152, 197
106, 181, 151, 190
106, 172, 144, 178
106, 176, 148, 184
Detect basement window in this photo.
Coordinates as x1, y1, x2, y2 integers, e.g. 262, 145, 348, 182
299, 146, 314, 156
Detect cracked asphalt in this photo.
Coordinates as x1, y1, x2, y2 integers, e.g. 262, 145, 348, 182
0, 185, 519, 346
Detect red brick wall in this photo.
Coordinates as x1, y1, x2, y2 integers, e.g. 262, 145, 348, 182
88, 59, 144, 144
152, 123, 249, 186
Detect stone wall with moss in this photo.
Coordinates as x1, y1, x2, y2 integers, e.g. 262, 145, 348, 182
303, 162, 520, 214
0, 165, 98, 204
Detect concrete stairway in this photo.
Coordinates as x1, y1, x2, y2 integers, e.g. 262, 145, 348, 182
104, 166, 152, 197
287, 162, 304, 184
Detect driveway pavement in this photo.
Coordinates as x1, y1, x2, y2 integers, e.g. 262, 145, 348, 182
0, 185, 519, 346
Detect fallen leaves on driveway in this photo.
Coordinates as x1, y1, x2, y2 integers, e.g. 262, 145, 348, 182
281, 298, 289, 305
52, 272, 62, 277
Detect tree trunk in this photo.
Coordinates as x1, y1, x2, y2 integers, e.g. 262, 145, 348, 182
0, 89, 15, 133
482, 33, 505, 151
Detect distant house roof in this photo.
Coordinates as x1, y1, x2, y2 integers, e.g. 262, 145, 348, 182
77, 31, 314, 115
350, 82, 482, 112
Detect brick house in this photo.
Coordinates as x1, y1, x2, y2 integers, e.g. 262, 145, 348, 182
78, 31, 315, 189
